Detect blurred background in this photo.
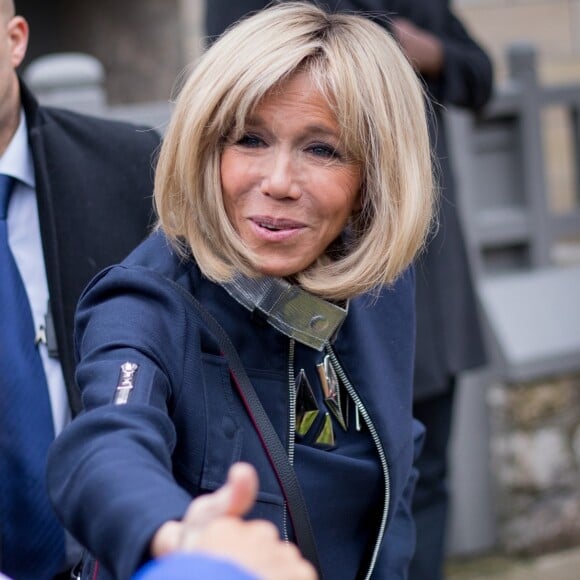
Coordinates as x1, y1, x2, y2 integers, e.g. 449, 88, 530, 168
15, 0, 580, 576
16, 1, 580, 101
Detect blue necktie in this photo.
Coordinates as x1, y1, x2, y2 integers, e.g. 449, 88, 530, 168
0, 174, 65, 579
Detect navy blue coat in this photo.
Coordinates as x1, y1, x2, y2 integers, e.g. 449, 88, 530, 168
48, 231, 422, 579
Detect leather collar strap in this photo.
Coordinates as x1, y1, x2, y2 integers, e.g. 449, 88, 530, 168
222, 274, 348, 351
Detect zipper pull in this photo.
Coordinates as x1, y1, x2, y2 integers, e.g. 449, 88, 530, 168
113, 362, 139, 405
355, 403, 361, 432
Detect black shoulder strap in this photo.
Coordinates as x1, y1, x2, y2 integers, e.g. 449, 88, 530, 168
167, 279, 322, 576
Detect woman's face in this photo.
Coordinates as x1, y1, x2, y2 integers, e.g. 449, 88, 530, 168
220, 72, 361, 278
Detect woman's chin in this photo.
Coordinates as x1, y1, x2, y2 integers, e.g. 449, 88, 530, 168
252, 259, 304, 279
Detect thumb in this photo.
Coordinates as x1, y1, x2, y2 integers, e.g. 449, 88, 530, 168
177, 463, 260, 552
182, 462, 259, 526
223, 462, 259, 517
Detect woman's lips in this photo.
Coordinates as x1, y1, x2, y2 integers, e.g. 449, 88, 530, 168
249, 216, 306, 240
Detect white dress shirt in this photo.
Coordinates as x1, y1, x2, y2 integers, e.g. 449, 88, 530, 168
0, 110, 70, 436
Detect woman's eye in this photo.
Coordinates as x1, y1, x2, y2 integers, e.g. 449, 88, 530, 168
236, 134, 265, 148
307, 143, 340, 159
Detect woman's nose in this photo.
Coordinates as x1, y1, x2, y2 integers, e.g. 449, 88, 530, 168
260, 151, 301, 199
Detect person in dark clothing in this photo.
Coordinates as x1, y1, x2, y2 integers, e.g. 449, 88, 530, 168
338, 4, 492, 579
205, 2, 493, 579
205, 0, 265, 39
0, 1, 159, 577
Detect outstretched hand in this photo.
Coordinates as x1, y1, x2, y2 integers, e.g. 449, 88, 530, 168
150, 462, 317, 580
151, 462, 258, 556
179, 461, 259, 549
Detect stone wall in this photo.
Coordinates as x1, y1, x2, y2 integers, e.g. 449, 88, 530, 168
488, 374, 580, 554
19, 0, 192, 104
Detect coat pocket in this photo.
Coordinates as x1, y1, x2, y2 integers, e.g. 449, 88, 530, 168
198, 354, 287, 511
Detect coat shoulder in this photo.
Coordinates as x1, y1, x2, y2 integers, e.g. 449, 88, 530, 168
34, 105, 161, 152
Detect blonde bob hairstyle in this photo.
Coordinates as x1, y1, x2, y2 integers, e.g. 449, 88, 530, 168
155, 1, 434, 301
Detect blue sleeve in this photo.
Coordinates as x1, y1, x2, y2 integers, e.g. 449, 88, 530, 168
47, 266, 195, 579
132, 553, 259, 580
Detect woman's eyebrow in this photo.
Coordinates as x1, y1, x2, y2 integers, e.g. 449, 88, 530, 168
302, 124, 339, 138
243, 115, 264, 128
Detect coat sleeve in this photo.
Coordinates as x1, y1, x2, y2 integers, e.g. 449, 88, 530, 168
322, 0, 494, 112
47, 266, 196, 580
436, 5, 493, 110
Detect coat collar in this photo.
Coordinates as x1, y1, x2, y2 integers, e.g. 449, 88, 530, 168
19, 78, 41, 130
222, 274, 348, 351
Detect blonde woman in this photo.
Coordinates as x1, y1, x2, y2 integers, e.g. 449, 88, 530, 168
48, 3, 434, 579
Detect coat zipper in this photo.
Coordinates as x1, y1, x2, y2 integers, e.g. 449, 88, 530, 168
326, 344, 391, 580
284, 339, 390, 578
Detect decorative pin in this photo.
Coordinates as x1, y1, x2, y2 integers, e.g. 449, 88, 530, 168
355, 404, 361, 432
295, 369, 319, 437
113, 362, 139, 405
317, 355, 348, 431
315, 413, 335, 447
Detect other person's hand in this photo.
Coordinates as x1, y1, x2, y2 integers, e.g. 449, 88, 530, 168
151, 462, 317, 579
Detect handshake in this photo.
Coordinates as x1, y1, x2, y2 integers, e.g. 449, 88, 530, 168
136, 463, 317, 580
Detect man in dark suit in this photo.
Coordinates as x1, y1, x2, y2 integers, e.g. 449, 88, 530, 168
0, 1, 159, 577
205, 1, 492, 578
